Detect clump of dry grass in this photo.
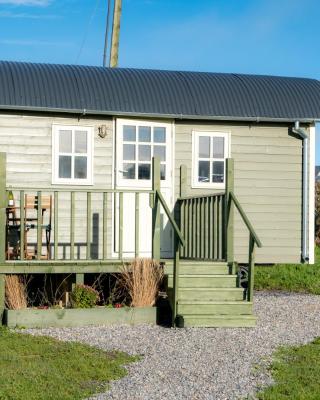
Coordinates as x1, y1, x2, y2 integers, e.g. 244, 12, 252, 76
119, 258, 163, 307
5, 275, 27, 310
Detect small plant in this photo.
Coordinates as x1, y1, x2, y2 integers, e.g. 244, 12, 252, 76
70, 284, 99, 308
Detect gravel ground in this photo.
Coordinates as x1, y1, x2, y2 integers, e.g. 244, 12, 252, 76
24, 292, 320, 400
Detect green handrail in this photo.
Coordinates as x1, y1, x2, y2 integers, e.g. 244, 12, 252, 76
156, 190, 185, 246
229, 190, 262, 303
229, 191, 262, 248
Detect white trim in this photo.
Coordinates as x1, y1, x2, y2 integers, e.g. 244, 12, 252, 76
52, 124, 94, 186
191, 130, 230, 189
308, 124, 315, 264
115, 118, 172, 189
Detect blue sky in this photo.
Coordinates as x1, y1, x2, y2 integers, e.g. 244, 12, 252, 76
1, 0, 320, 161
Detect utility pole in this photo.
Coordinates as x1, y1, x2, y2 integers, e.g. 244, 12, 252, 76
102, 0, 111, 67
109, 0, 122, 68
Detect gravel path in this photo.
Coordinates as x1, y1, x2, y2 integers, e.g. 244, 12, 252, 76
24, 292, 320, 400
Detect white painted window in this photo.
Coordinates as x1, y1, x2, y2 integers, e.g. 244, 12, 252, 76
192, 131, 230, 189
116, 119, 172, 188
52, 125, 93, 185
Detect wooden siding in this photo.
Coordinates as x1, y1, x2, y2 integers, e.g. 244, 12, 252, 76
175, 122, 304, 264
0, 114, 114, 259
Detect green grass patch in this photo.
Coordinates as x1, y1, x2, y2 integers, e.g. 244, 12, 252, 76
254, 247, 320, 294
0, 327, 137, 400
257, 337, 320, 399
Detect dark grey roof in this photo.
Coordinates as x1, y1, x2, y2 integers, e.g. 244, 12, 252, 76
1, 61, 320, 122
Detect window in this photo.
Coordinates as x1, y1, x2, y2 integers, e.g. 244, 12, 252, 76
52, 125, 93, 185
192, 131, 229, 188
117, 120, 171, 187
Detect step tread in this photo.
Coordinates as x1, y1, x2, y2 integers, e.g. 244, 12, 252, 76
178, 300, 252, 305
182, 314, 256, 320
170, 274, 236, 278
179, 288, 242, 291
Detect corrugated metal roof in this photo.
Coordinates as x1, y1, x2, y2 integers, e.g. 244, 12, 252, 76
0, 61, 320, 122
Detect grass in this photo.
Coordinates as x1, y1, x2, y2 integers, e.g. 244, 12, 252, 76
254, 247, 320, 295
0, 327, 137, 400
256, 337, 320, 399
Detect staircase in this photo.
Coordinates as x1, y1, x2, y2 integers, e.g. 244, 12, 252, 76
165, 260, 256, 328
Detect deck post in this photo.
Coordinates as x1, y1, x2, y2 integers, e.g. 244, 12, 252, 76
225, 158, 234, 264
247, 234, 255, 302
152, 157, 161, 261
0, 153, 6, 322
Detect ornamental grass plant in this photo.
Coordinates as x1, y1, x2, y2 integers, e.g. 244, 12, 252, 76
119, 258, 163, 307
5, 275, 27, 310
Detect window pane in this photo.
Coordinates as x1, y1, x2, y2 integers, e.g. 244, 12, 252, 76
59, 130, 72, 153
212, 161, 224, 183
212, 137, 224, 158
123, 125, 136, 141
154, 127, 166, 143
74, 156, 87, 179
75, 131, 87, 153
123, 144, 135, 161
138, 145, 151, 161
138, 126, 151, 142
138, 164, 151, 180
59, 155, 71, 178
160, 164, 166, 180
199, 136, 210, 158
154, 145, 166, 161
123, 163, 135, 179
198, 161, 209, 182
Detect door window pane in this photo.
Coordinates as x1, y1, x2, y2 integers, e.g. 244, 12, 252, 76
138, 145, 151, 161
212, 161, 224, 183
59, 155, 72, 178
199, 136, 210, 158
123, 125, 136, 141
212, 137, 224, 158
154, 127, 166, 143
59, 130, 72, 153
123, 144, 135, 161
160, 164, 166, 180
123, 163, 135, 179
198, 161, 209, 182
74, 156, 87, 179
154, 145, 166, 161
138, 164, 151, 180
138, 126, 151, 142
75, 131, 87, 153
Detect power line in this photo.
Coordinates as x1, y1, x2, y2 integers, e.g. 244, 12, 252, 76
103, 0, 112, 67
75, 0, 101, 64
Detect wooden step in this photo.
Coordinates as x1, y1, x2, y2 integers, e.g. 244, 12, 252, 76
181, 315, 256, 328
164, 262, 230, 275
177, 301, 252, 315
178, 288, 244, 301
168, 274, 237, 288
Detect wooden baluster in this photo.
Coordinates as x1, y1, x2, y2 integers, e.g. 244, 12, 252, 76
226, 158, 234, 263
37, 191, 42, 260
70, 192, 75, 260
86, 192, 91, 260
118, 192, 123, 260
103, 192, 108, 260
54, 191, 58, 260
152, 157, 161, 261
247, 234, 255, 302
135, 192, 139, 258
20, 190, 25, 260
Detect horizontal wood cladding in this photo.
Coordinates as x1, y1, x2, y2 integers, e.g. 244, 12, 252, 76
175, 122, 303, 263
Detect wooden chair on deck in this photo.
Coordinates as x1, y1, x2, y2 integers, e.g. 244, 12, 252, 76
24, 195, 52, 260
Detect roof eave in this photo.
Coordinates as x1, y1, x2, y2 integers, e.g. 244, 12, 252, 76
0, 105, 317, 124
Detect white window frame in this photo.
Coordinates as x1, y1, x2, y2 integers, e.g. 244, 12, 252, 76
52, 124, 94, 185
192, 130, 230, 189
116, 118, 172, 189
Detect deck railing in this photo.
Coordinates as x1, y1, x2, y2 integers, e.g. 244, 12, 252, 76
178, 193, 225, 260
